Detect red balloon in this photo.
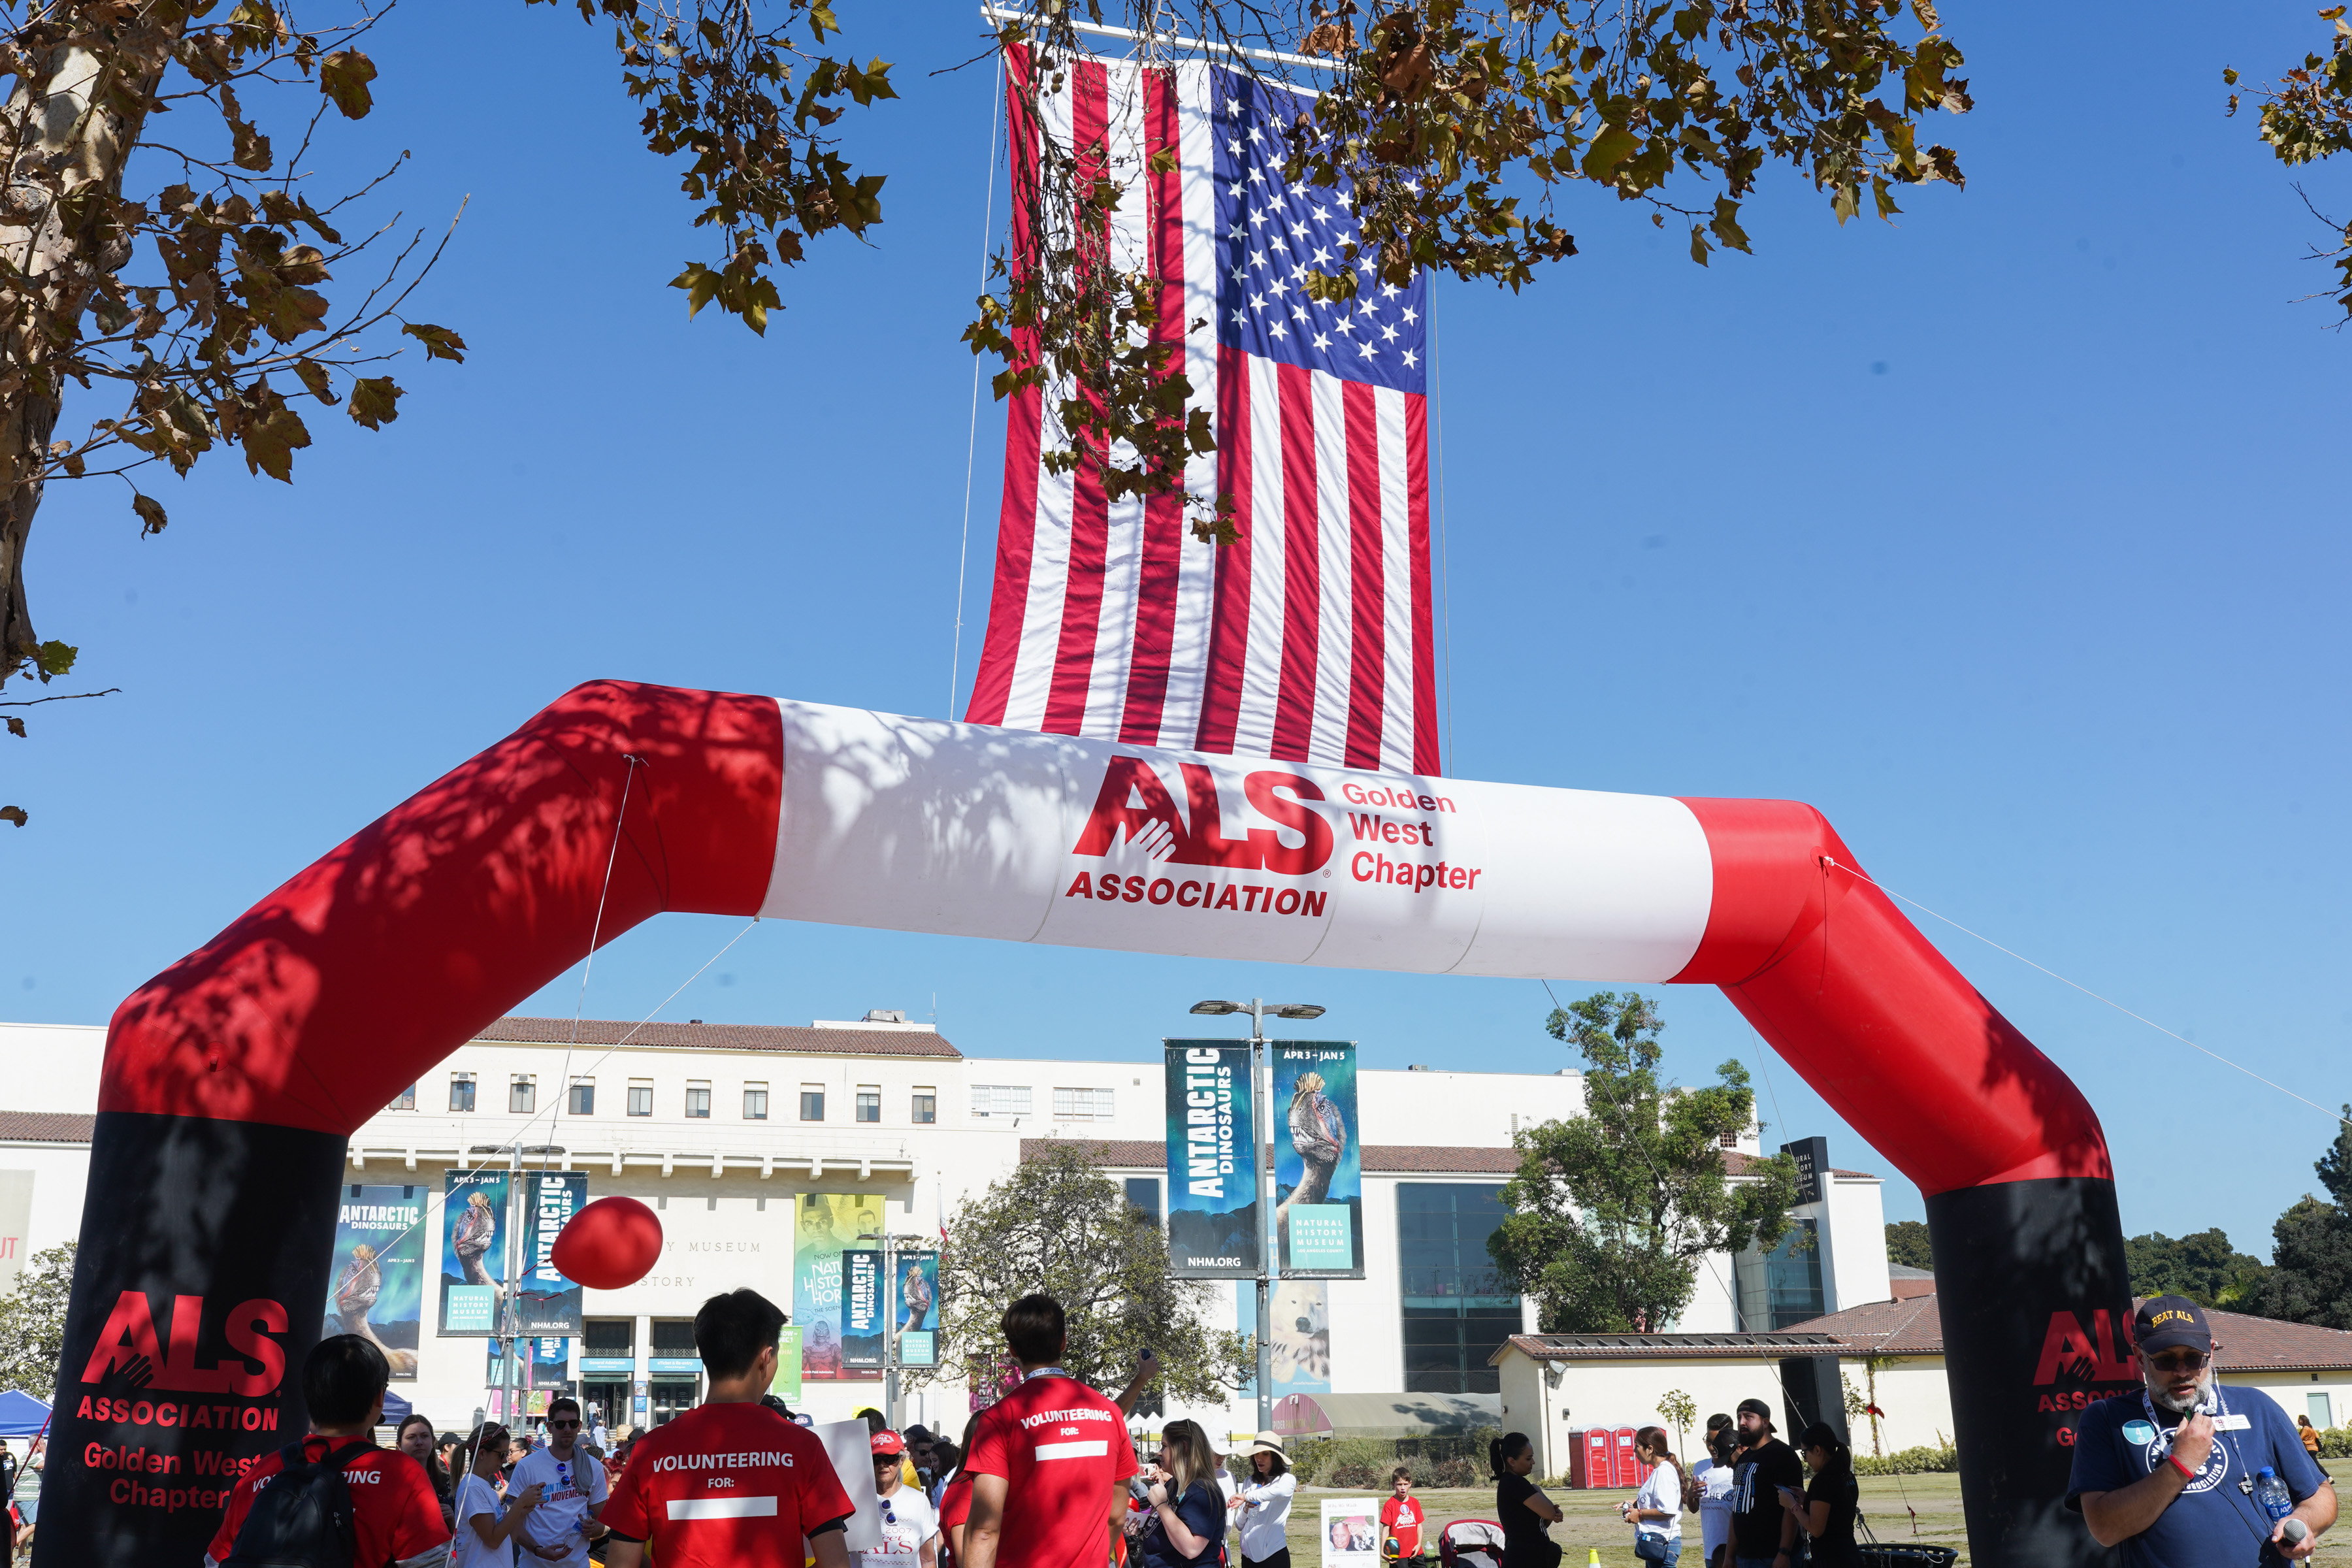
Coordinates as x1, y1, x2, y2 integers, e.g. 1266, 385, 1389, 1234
551, 1195, 663, 1290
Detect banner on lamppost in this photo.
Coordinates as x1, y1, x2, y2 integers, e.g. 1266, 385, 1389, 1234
440, 1169, 508, 1335
896, 1252, 940, 1368
325, 1184, 427, 1380
841, 1248, 885, 1371
1163, 1041, 1259, 1278
515, 1171, 587, 1336
1273, 1042, 1364, 1279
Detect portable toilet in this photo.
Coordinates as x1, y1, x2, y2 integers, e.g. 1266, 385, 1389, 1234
1578, 1427, 1612, 1488
1612, 1426, 1642, 1488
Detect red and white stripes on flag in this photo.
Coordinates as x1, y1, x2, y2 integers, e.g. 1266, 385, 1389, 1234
965, 48, 1441, 776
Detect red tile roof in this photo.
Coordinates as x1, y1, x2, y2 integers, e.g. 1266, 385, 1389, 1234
0, 1110, 96, 1143
475, 1016, 962, 1059
1776, 1298, 2352, 1373
1024, 1139, 1521, 1175
1500, 1331, 1845, 1363
1722, 1150, 1876, 1181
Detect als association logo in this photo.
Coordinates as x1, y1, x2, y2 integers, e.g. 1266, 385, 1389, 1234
2031, 1307, 2141, 1439
1071, 756, 1333, 874
77, 1291, 289, 1397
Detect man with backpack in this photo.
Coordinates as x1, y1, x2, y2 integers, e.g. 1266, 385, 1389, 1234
206, 1333, 453, 1568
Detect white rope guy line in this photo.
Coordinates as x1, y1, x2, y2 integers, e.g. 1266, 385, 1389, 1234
1821, 855, 2352, 1134
951, 56, 1005, 719
551, 753, 644, 1120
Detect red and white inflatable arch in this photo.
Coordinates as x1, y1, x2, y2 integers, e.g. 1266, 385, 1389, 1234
42, 681, 2131, 1567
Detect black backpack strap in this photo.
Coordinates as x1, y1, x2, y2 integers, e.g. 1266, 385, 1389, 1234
319, 1440, 372, 1565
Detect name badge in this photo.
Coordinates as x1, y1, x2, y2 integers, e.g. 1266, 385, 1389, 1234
2212, 1414, 2252, 1431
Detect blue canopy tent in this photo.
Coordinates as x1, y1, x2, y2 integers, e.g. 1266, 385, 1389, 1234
380, 1388, 412, 1429
0, 1389, 52, 1438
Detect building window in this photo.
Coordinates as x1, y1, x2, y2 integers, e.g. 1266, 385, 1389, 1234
800, 1085, 826, 1122
2311, 1393, 2334, 1429
1053, 1086, 1115, 1120
1397, 1183, 1516, 1395
743, 1084, 769, 1120
568, 1079, 595, 1116
685, 1081, 711, 1119
1720, 1128, 1739, 1149
911, 1088, 937, 1124
388, 1084, 416, 1111
1735, 1218, 1825, 1330
856, 1086, 881, 1123
583, 1317, 634, 1355
628, 1080, 653, 1117
510, 1075, 536, 1115
970, 1084, 1032, 1120
449, 1073, 476, 1113
1124, 1177, 1163, 1228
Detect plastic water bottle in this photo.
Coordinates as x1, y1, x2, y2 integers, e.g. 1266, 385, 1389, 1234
2253, 1466, 2295, 1526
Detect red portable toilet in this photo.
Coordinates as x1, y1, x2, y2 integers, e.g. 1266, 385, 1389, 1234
1580, 1428, 1612, 1489
1612, 1426, 1642, 1488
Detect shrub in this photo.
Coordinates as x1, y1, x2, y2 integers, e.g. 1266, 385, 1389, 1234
1286, 1429, 1501, 1488
1854, 1445, 1959, 1476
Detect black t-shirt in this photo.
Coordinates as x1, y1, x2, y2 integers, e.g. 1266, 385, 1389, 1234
1731, 1439, 1806, 1559
1805, 1468, 1863, 1567
1495, 1473, 1554, 1567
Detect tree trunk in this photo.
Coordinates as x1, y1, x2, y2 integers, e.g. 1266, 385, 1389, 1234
1, 14, 182, 677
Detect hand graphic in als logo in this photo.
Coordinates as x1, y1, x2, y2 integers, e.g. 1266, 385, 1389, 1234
78, 1291, 290, 1396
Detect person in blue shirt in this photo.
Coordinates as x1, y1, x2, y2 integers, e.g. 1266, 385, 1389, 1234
2068, 1295, 2336, 1565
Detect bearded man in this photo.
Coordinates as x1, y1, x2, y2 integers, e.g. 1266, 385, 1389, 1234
2068, 1294, 2335, 1564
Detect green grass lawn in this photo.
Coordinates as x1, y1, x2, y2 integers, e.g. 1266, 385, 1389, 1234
1277, 1461, 2352, 1566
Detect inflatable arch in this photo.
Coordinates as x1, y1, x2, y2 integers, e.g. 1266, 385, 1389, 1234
41, 681, 2131, 1567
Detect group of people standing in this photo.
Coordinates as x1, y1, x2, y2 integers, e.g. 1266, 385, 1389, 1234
1487, 1399, 1862, 1568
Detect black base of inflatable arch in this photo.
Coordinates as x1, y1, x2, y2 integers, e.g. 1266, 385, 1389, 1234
33, 1112, 347, 1568
1927, 1175, 2135, 1568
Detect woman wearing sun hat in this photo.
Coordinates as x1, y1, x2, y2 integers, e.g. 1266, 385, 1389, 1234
1232, 1432, 1296, 1568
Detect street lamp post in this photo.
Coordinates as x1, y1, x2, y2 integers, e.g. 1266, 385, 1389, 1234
1188, 998, 1323, 1437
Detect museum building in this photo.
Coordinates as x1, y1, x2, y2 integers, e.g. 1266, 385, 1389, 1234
0, 1011, 1892, 1439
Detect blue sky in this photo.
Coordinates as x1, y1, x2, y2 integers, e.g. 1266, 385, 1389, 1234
7, 4, 2347, 1253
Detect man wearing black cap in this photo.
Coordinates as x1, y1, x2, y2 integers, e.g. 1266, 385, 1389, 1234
1727, 1397, 1803, 1568
2068, 1294, 2336, 1564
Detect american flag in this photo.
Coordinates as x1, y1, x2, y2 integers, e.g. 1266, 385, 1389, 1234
966, 50, 1440, 776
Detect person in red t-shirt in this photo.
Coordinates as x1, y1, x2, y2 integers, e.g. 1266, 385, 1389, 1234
206, 1334, 452, 1568
938, 1411, 990, 1568
959, 1294, 1139, 1568
600, 1288, 856, 1568
1379, 1467, 1425, 1560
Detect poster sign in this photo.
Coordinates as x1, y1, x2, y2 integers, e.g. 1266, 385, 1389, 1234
842, 1248, 885, 1369
1273, 1042, 1364, 1277
896, 1252, 940, 1367
515, 1171, 586, 1335
1163, 1041, 1258, 1277
1319, 1498, 1380, 1568
1240, 1279, 1331, 1397
440, 1169, 508, 1335
325, 1184, 427, 1380
0, 1169, 34, 1297
487, 1335, 572, 1385
1782, 1135, 1829, 1206
778, 1324, 804, 1402
794, 1193, 885, 1380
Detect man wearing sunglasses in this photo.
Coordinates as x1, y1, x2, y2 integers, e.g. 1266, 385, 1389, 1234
512, 1395, 610, 1565
861, 1429, 943, 1568
2068, 1294, 2335, 1563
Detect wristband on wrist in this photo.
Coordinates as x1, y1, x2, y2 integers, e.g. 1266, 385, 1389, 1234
2168, 1453, 2196, 1480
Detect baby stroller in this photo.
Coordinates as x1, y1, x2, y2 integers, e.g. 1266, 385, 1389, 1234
1437, 1519, 1507, 1568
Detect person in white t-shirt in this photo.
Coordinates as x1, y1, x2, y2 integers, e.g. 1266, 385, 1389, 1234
508, 1396, 609, 1568
862, 1428, 941, 1568
1691, 1426, 1739, 1568
1618, 1427, 1684, 1566
453, 1422, 546, 1568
